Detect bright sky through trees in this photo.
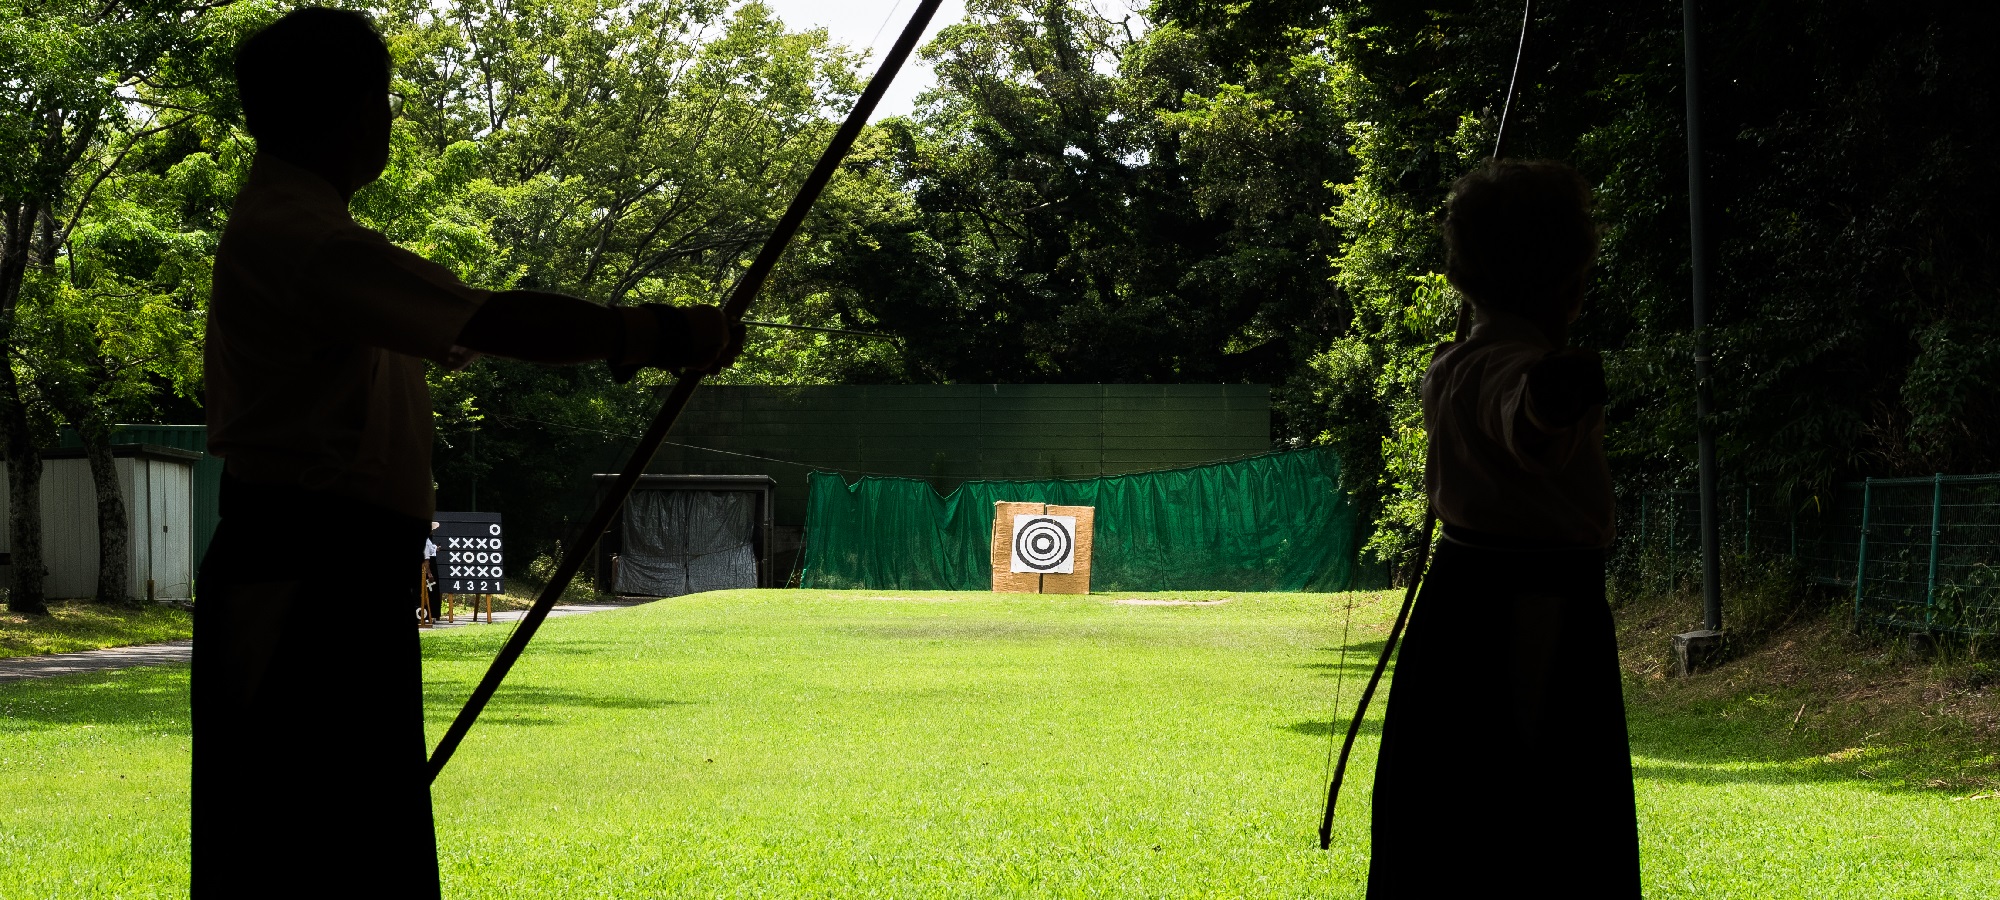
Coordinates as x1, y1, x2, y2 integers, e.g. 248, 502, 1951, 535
752, 0, 968, 120
752, 0, 1146, 119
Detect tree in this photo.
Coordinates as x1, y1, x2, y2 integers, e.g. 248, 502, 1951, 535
0, 0, 247, 611
369, 0, 888, 558
16, 115, 227, 604
1316, 0, 2000, 558
817, 0, 1353, 440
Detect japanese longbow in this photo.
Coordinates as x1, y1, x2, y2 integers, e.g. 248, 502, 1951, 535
426, 0, 947, 782
1316, 0, 1537, 850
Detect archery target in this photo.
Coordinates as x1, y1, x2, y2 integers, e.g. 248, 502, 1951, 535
1010, 515, 1076, 574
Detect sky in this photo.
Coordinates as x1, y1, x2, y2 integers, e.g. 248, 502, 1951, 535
753, 0, 971, 120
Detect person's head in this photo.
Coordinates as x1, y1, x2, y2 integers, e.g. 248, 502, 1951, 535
234, 7, 394, 195
1442, 159, 1599, 328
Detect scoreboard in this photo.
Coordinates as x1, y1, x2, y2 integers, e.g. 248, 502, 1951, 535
434, 512, 504, 595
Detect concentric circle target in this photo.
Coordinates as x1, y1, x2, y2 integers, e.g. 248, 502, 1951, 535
1013, 516, 1073, 572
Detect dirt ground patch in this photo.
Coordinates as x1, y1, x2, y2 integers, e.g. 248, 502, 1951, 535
1111, 597, 1233, 606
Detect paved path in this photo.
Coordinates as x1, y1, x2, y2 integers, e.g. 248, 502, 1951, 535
424, 602, 646, 629
0, 601, 650, 683
0, 640, 194, 683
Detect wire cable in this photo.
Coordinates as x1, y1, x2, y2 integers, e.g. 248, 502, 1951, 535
1493, 0, 1538, 161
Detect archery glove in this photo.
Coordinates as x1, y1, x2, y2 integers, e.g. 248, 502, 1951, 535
1524, 348, 1608, 430
609, 303, 744, 384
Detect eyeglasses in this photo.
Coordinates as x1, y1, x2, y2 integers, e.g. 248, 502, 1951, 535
388, 91, 405, 117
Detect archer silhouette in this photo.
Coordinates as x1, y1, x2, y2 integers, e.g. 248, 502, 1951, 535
1365, 159, 1641, 897
192, 8, 740, 895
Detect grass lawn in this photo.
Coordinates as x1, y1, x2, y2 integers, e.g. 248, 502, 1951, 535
0, 600, 193, 659
1, 589, 1996, 898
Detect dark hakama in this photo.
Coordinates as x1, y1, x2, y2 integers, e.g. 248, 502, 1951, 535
1367, 527, 1641, 898
192, 475, 440, 897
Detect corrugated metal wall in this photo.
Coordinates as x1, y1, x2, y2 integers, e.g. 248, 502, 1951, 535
0, 452, 195, 600
643, 384, 1273, 526
34, 457, 99, 599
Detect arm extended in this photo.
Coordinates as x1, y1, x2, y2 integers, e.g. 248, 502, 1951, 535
454, 290, 734, 370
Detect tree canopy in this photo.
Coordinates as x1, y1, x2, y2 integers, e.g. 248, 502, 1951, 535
2, 0, 1993, 580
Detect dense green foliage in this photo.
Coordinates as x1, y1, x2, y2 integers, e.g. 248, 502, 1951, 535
1313, 0, 2000, 553
370, 0, 900, 555
820, 0, 1350, 413
4, 0, 1994, 570
4, 591, 1996, 896
2, 0, 901, 565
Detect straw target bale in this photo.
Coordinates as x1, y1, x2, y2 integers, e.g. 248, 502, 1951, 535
990, 501, 1045, 593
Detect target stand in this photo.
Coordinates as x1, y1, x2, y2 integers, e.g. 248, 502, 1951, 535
989, 502, 1095, 594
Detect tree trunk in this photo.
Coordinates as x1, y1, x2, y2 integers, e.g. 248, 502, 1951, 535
77, 423, 132, 605
48, 385, 133, 606
0, 372, 48, 616
0, 200, 48, 615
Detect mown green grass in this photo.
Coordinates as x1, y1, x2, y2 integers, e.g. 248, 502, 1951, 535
2, 589, 1996, 898
0, 665, 192, 898
0, 601, 193, 659
420, 590, 1369, 898
1618, 591, 2000, 899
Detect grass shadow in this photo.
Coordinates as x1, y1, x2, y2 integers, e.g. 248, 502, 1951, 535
1614, 597, 2000, 796
421, 638, 628, 664
1282, 718, 1384, 738
1299, 663, 1391, 680
0, 664, 191, 734
0, 601, 193, 659
1309, 638, 1390, 655
423, 685, 698, 728
1620, 693, 1999, 794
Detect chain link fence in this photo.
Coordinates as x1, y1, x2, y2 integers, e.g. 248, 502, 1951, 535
1619, 476, 2000, 636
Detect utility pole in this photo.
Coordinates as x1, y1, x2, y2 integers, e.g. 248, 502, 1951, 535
1674, 0, 1725, 675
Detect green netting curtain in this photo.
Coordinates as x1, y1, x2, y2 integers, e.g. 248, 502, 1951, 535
802, 449, 1360, 592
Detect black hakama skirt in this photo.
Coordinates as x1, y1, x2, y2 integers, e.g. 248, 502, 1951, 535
1366, 527, 1641, 898
191, 475, 440, 897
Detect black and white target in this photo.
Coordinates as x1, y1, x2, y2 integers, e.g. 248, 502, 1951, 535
1009, 514, 1077, 574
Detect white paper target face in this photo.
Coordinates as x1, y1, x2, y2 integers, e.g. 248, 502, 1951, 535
1010, 514, 1076, 574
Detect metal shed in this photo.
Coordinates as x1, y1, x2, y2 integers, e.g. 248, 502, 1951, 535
60, 424, 222, 571
592, 474, 775, 598
0, 444, 199, 600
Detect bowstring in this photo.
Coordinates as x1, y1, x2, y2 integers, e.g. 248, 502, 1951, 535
1315, 0, 1536, 848
1493, 0, 1538, 161
1320, 592, 1358, 795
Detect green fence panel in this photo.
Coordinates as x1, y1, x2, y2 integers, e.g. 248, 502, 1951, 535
1620, 474, 2000, 636
801, 449, 1359, 592
638, 384, 1272, 527
1931, 477, 2000, 634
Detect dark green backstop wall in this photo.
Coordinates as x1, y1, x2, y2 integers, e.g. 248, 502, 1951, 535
642, 384, 1272, 526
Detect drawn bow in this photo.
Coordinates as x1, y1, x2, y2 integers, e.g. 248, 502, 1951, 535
426, 0, 948, 781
